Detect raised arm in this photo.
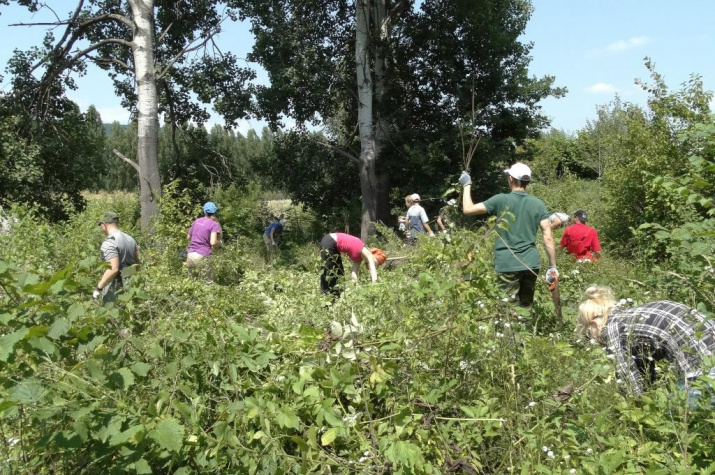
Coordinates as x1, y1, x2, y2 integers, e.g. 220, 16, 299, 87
461, 185, 488, 216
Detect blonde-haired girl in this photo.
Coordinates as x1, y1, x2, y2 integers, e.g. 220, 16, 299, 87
577, 285, 715, 402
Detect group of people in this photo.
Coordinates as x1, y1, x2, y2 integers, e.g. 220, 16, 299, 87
92, 162, 713, 405
457, 162, 713, 404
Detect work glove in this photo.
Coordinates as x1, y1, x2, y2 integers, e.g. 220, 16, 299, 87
92, 289, 102, 300
458, 170, 472, 187
429, 232, 435, 237
398, 223, 405, 232
545, 267, 559, 284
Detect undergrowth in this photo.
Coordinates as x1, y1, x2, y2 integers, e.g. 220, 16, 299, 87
0, 191, 714, 474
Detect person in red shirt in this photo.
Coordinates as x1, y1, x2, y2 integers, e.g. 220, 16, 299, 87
319, 233, 387, 296
560, 210, 601, 262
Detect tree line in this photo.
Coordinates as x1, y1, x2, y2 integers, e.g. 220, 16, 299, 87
1, 0, 561, 239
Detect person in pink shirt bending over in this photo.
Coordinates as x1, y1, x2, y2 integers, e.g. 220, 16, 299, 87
319, 232, 387, 296
186, 202, 222, 282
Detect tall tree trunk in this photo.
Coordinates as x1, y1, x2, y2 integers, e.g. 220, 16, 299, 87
129, 0, 161, 231
373, 0, 391, 226
356, 0, 377, 241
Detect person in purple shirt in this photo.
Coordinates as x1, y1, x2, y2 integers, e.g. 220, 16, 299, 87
186, 202, 222, 282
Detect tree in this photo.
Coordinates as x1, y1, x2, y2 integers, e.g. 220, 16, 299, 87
9, 0, 255, 230
235, 0, 563, 239
0, 93, 105, 219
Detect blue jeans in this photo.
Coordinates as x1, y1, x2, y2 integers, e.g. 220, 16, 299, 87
677, 367, 715, 409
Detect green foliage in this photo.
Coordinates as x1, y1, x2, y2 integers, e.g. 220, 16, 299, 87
0, 100, 104, 220
1, 192, 715, 473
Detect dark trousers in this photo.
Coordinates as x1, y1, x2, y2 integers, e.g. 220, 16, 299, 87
320, 234, 344, 296
498, 270, 538, 308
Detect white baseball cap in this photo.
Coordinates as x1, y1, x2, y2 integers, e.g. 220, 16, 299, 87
504, 162, 532, 182
411, 194, 421, 202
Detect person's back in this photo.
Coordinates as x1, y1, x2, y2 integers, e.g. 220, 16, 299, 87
106, 231, 138, 277
188, 216, 221, 256
406, 200, 429, 237
484, 191, 549, 272
561, 220, 601, 261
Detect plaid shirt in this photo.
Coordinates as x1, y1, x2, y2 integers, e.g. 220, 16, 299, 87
602, 300, 715, 395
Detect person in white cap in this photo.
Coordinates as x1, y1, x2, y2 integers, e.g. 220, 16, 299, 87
405, 193, 435, 241
436, 198, 458, 233
458, 163, 557, 308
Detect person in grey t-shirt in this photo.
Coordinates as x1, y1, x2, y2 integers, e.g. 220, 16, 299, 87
94, 211, 141, 303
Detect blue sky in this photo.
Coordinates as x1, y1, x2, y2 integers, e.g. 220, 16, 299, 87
1, 0, 713, 134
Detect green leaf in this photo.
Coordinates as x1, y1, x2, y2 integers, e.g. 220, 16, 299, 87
109, 368, 135, 390
48, 317, 71, 340
50, 279, 65, 294
385, 441, 423, 467
0, 327, 29, 361
66, 303, 86, 322
10, 378, 47, 404
323, 410, 344, 428
29, 337, 57, 356
276, 409, 300, 429
23, 281, 51, 295
109, 424, 144, 447
133, 459, 152, 474
150, 417, 185, 453
320, 427, 338, 446
131, 362, 152, 377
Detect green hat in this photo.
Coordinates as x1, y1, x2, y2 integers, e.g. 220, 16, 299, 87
98, 211, 120, 225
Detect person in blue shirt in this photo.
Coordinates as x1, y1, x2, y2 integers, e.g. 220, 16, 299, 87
264, 218, 286, 249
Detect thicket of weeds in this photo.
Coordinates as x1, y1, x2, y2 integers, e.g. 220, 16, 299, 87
0, 190, 713, 474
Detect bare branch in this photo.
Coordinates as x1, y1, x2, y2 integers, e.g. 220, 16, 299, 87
40, 2, 64, 24
113, 149, 140, 174
156, 34, 214, 80
78, 13, 135, 31
313, 139, 361, 165
156, 21, 173, 45
9, 21, 72, 27
60, 38, 133, 72
156, 13, 231, 80
89, 55, 132, 72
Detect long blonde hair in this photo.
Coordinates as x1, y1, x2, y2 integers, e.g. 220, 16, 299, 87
576, 286, 616, 340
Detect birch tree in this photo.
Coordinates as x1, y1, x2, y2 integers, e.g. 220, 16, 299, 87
8, 0, 255, 230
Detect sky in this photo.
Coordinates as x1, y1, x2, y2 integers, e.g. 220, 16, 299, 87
0, 0, 713, 134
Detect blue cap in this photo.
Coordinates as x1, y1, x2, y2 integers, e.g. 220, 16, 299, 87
203, 202, 218, 214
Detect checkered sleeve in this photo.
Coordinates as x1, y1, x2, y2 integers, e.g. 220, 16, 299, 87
603, 321, 646, 395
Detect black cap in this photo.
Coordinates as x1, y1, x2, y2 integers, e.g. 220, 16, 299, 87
574, 210, 588, 222
98, 211, 119, 225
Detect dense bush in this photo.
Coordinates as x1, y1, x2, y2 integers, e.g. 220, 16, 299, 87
1, 193, 714, 473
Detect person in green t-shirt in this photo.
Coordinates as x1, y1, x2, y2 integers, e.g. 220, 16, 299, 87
458, 162, 558, 308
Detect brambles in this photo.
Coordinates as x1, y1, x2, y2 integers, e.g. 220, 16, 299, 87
0, 192, 713, 473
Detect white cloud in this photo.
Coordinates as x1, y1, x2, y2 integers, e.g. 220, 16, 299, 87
585, 83, 618, 94
587, 36, 653, 56
606, 36, 652, 52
